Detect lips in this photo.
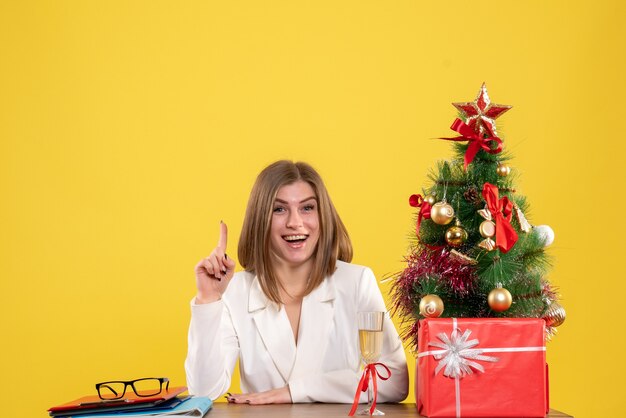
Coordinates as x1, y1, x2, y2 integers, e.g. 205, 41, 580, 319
282, 234, 309, 248
283, 234, 308, 242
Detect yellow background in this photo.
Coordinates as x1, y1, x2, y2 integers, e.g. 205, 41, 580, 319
1, 1, 623, 417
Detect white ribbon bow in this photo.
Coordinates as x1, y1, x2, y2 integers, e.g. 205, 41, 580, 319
429, 328, 499, 379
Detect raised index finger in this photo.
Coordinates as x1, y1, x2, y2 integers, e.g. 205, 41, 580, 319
218, 221, 228, 250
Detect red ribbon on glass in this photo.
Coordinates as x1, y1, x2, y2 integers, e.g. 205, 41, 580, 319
348, 363, 391, 416
482, 183, 518, 253
440, 118, 503, 169
409, 194, 432, 235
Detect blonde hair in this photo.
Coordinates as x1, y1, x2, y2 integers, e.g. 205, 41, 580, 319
238, 160, 353, 304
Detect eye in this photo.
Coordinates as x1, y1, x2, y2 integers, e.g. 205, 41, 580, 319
302, 204, 316, 212
273, 206, 285, 213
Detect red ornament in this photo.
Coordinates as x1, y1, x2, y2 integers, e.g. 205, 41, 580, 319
409, 194, 432, 234
482, 183, 518, 253
440, 118, 503, 169
452, 83, 512, 137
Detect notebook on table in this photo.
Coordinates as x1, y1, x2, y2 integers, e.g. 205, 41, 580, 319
48, 386, 188, 417
57, 397, 213, 418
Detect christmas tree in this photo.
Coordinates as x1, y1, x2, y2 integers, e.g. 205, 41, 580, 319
391, 83, 565, 350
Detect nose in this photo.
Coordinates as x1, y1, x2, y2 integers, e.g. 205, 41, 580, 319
286, 210, 303, 229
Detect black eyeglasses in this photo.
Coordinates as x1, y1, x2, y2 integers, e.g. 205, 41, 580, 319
95, 377, 170, 400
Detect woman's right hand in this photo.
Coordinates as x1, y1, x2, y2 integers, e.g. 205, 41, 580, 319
194, 221, 236, 304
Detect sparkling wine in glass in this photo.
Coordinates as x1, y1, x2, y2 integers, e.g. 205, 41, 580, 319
357, 311, 385, 415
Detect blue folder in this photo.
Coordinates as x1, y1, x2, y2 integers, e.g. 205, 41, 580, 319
62, 397, 213, 418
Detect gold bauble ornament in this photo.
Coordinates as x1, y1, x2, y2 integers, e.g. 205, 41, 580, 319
445, 224, 468, 247
496, 164, 511, 177
430, 201, 455, 225
488, 285, 512, 312
543, 301, 566, 328
424, 194, 436, 206
419, 294, 444, 318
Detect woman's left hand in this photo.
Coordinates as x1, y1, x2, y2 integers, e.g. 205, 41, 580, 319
225, 386, 292, 405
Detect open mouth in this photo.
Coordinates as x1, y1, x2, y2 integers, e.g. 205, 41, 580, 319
282, 234, 308, 245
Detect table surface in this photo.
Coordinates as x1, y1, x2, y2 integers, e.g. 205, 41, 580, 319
208, 403, 573, 417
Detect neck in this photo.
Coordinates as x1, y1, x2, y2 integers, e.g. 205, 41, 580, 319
274, 258, 314, 300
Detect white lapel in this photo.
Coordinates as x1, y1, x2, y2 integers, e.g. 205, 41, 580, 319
291, 277, 336, 378
248, 276, 297, 383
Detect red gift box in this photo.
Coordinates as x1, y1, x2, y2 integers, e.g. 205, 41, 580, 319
416, 318, 549, 418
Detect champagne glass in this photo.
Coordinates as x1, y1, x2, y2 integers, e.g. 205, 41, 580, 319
357, 311, 385, 415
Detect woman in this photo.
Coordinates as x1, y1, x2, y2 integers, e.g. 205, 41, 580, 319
185, 160, 408, 404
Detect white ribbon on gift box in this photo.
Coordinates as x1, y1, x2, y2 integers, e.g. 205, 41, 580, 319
417, 318, 546, 418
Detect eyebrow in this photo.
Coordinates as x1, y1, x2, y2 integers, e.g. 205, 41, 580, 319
274, 196, 317, 204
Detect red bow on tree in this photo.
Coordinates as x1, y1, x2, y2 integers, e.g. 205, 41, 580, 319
440, 118, 503, 169
348, 363, 391, 416
482, 183, 518, 253
409, 194, 432, 235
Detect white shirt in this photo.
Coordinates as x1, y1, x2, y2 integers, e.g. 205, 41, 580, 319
185, 261, 409, 403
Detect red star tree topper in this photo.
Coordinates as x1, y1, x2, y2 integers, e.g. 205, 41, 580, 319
452, 83, 511, 137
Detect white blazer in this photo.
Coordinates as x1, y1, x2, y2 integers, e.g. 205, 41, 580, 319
185, 261, 409, 403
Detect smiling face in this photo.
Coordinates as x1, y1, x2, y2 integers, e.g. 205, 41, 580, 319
269, 180, 320, 269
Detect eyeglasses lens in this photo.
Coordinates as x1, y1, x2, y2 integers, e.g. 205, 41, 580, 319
132, 378, 163, 396
98, 382, 127, 400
